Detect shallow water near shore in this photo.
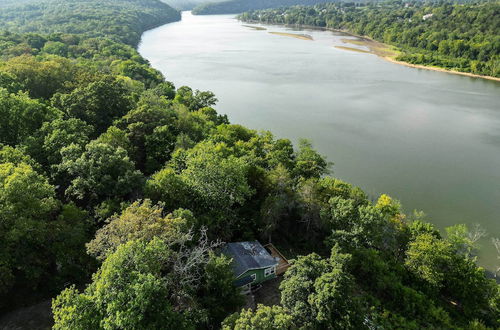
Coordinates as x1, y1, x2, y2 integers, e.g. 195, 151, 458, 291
139, 12, 500, 271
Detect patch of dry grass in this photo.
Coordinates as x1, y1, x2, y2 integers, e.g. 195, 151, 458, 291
269, 31, 313, 40
334, 45, 371, 54
242, 24, 267, 31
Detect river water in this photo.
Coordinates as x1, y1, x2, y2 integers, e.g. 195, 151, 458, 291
139, 11, 500, 270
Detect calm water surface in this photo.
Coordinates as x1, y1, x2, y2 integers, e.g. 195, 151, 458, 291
139, 12, 500, 270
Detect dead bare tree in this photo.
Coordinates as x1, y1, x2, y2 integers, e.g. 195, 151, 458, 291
169, 227, 223, 309
297, 179, 322, 234
492, 238, 500, 278
174, 228, 222, 287
468, 223, 487, 244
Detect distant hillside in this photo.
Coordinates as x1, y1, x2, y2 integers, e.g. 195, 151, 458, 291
0, 0, 38, 8
161, 0, 225, 10
192, 0, 336, 15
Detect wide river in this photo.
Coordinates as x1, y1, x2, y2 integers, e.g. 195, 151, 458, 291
139, 12, 500, 271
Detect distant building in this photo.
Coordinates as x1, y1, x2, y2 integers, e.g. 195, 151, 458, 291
423, 13, 434, 21
222, 241, 289, 293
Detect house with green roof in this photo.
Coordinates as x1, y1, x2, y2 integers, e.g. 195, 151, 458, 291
222, 241, 289, 293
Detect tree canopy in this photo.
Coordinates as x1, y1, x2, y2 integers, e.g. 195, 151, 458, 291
0, 0, 498, 328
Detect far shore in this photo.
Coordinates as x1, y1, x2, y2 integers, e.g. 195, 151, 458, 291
339, 37, 500, 82
240, 20, 500, 82
382, 57, 500, 82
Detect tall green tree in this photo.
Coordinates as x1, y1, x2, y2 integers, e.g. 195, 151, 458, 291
52, 239, 188, 330
174, 86, 218, 111
57, 141, 143, 210
52, 76, 134, 135
280, 246, 363, 329
0, 163, 58, 298
86, 200, 193, 261
294, 139, 330, 179
24, 118, 93, 168
222, 305, 296, 330
0, 55, 78, 99
0, 88, 60, 146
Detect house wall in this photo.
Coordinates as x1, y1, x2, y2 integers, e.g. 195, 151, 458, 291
238, 266, 276, 286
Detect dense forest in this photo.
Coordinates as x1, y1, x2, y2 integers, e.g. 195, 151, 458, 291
192, 0, 334, 15
0, 0, 37, 8
0, 0, 499, 328
0, 0, 180, 47
239, 1, 500, 77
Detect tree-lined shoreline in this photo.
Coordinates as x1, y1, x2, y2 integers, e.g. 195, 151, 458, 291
238, 2, 500, 79
245, 20, 500, 81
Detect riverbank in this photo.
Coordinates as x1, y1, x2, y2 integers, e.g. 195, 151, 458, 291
240, 20, 500, 82
383, 57, 500, 82
339, 37, 500, 82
